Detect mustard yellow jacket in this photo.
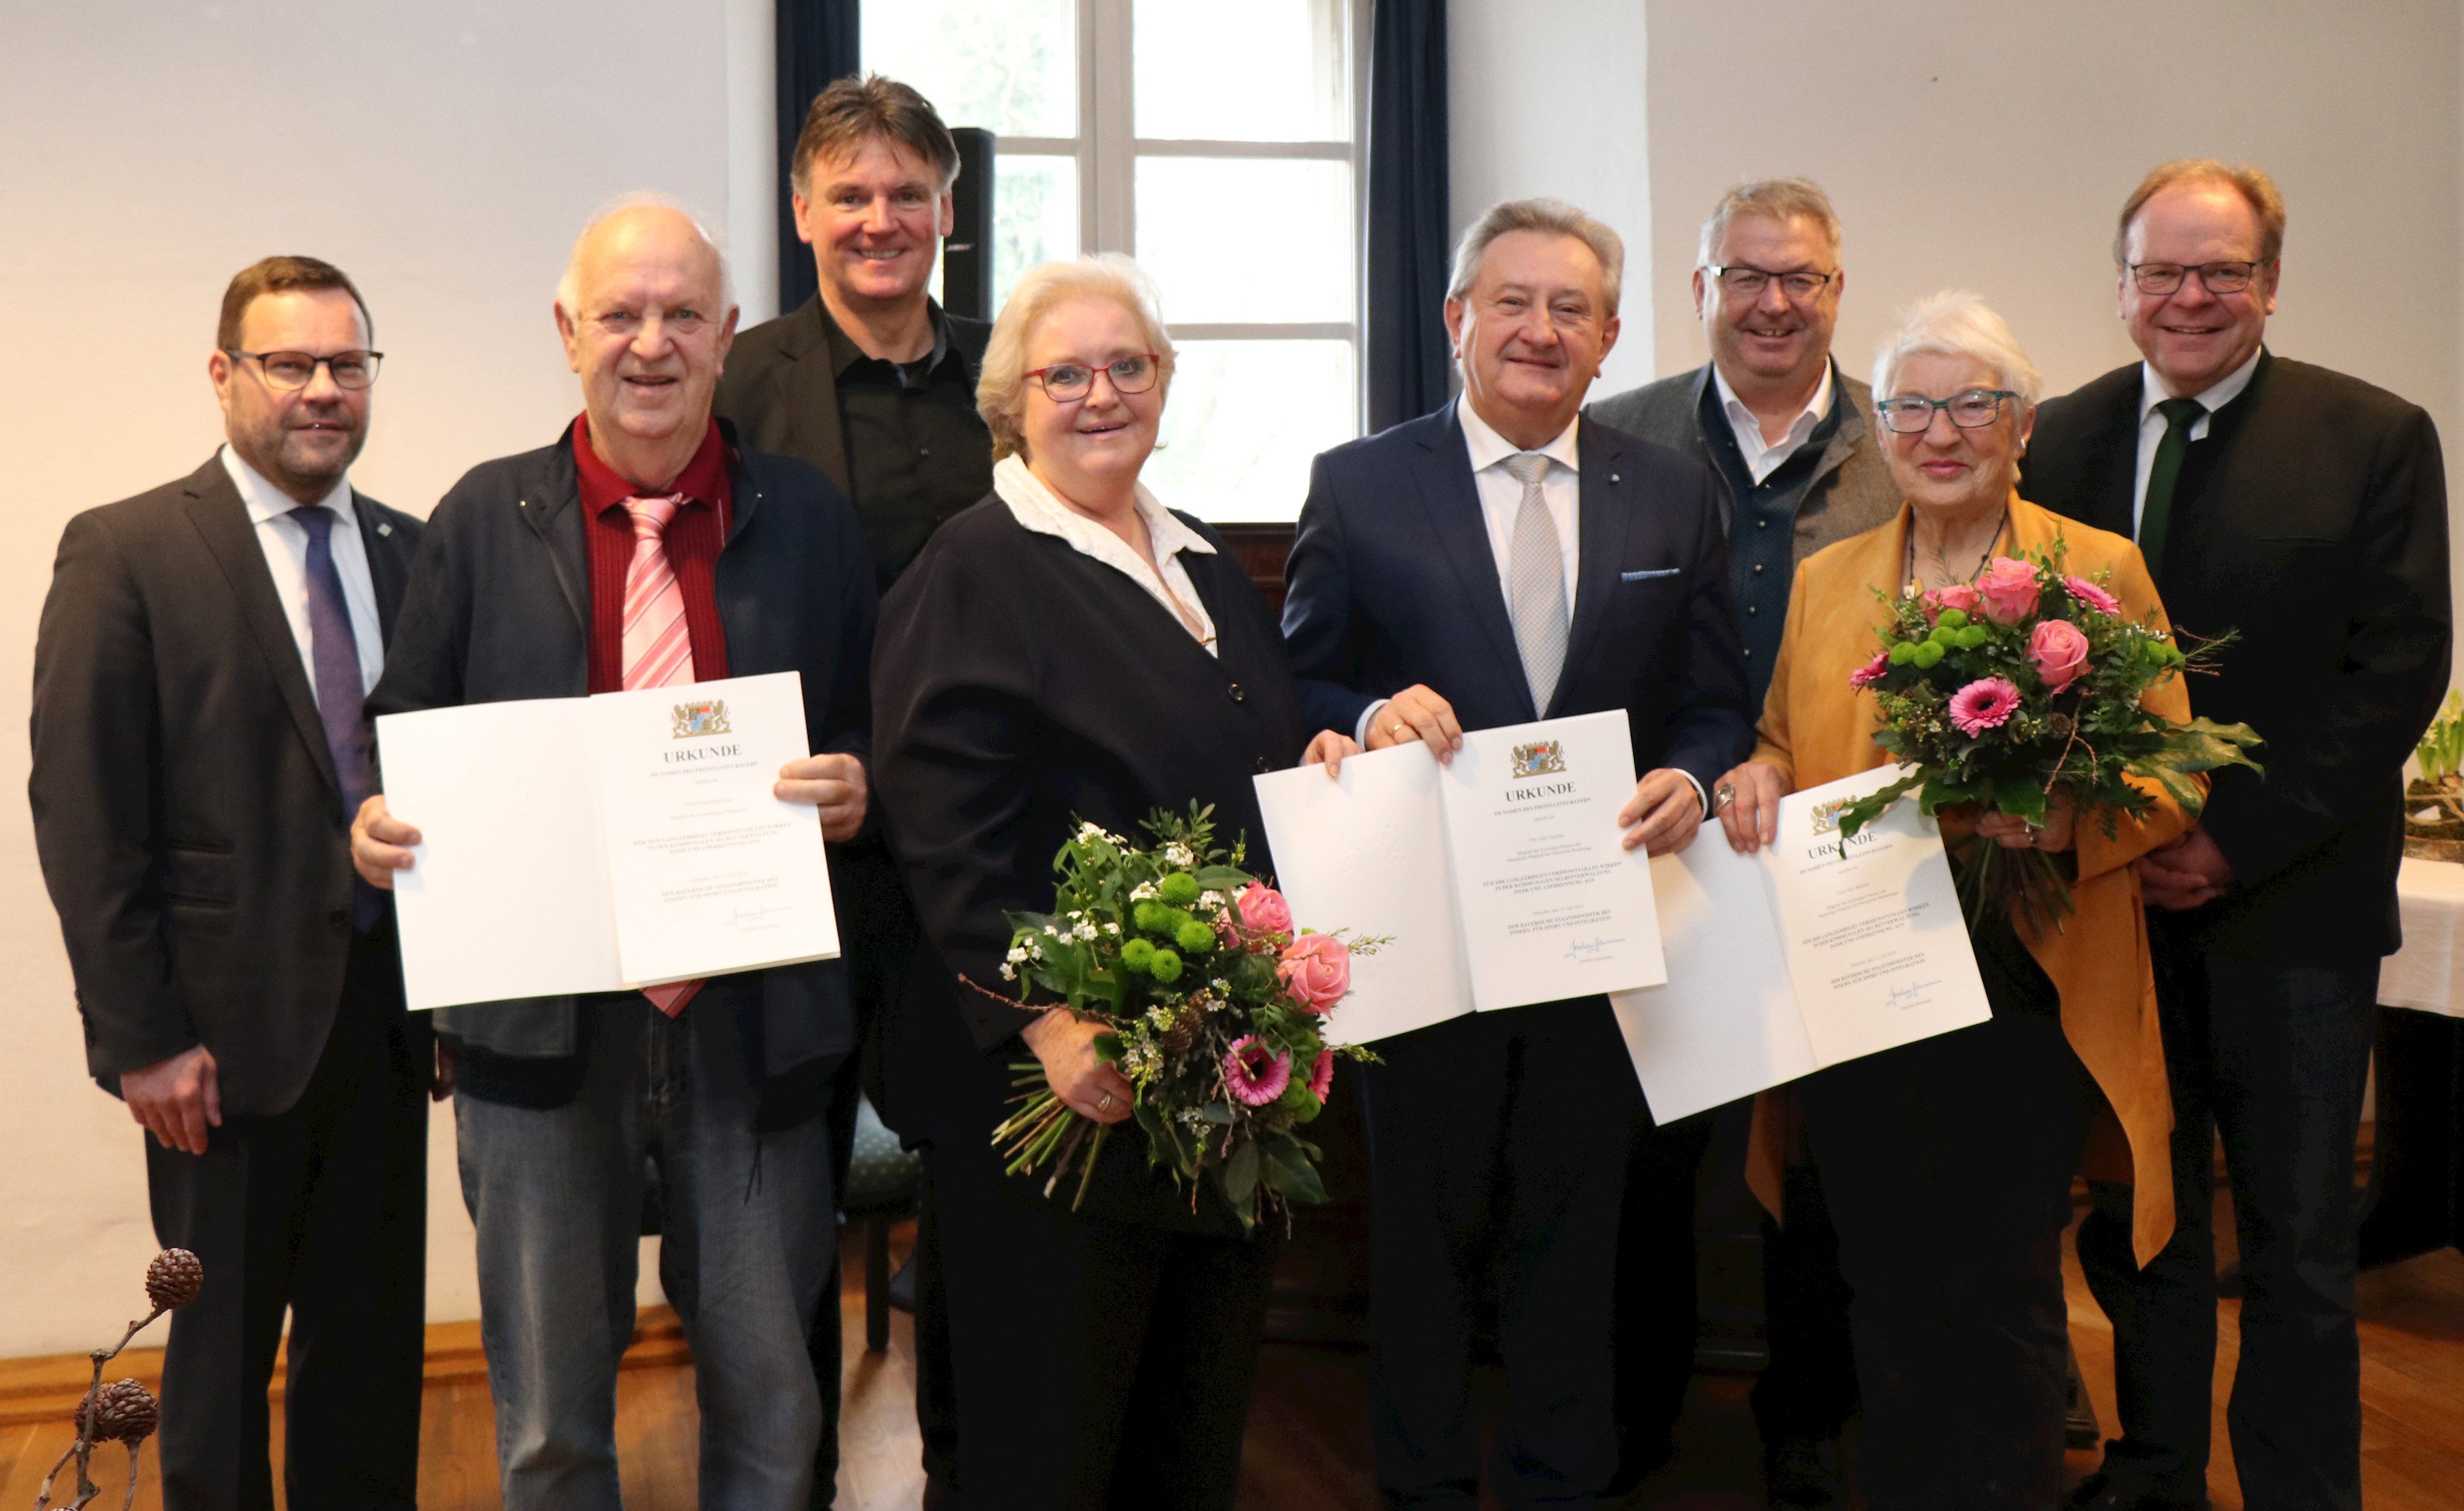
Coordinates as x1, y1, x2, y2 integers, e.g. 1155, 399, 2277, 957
1746, 493, 2193, 1266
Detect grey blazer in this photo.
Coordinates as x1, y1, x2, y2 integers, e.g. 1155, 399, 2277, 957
1586, 361, 1902, 570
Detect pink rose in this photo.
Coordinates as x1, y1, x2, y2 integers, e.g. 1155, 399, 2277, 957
2028, 619, 2092, 692
1976, 557, 2041, 625
1847, 649, 1890, 690
1277, 933, 1351, 1013
2064, 575, 2122, 617
1233, 883, 1293, 938
1923, 582, 1982, 623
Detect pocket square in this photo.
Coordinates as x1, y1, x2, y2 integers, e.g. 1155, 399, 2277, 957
1620, 567, 1682, 582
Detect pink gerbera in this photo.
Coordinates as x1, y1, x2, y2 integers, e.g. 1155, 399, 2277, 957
1847, 649, 1890, 690
1947, 676, 2024, 737
1308, 1047, 1335, 1101
2064, 575, 2122, 617
1224, 1036, 1293, 1107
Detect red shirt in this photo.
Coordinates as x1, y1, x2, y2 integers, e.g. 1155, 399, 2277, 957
572, 417, 735, 695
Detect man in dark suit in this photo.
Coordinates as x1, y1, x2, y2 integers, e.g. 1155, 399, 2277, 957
31, 255, 428, 1511
2023, 160, 2450, 1511
712, 73, 991, 1507
1588, 176, 1895, 1511
351, 202, 876, 1511
1283, 197, 1754, 1509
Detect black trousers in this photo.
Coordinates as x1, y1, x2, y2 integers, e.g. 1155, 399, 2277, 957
146, 922, 427, 1511
1749, 1158, 1861, 1447
1359, 1000, 1660, 1510
1613, 1107, 1716, 1471
929, 1149, 1278, 1510
1797, 1009, 2102, 1511
2075, 938, 2379, 1510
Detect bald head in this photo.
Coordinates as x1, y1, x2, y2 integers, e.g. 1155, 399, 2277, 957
553, 198, 741, 488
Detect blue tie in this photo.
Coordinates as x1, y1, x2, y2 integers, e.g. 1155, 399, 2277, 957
293, 505, 381, 931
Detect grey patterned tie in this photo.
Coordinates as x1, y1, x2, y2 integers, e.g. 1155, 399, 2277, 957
1503, 451, 1569, 712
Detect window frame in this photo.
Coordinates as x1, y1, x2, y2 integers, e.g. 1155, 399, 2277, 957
991, 0, 1371, 439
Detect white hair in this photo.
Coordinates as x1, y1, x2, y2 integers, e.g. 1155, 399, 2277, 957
1870, 289, 2042, 409
1447, 197, 1625, 318
554, 192, 736, 318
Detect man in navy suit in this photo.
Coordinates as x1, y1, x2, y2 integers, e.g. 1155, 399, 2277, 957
1283, 197, 1752, 1509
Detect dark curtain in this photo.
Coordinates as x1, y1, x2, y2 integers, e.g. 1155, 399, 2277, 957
775, 0, 861, 316
1364, 0, 1450, 433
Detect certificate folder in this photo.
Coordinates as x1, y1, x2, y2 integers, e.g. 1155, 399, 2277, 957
376, 670, 840, 1011
1608, 764, 1991, 1122
1254, 710, 1667, 1045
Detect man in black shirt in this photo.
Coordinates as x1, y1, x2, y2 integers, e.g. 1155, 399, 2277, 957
713, 73, 993, 1509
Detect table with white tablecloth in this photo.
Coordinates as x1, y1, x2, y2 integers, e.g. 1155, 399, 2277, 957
2358, 858, 2464, 1264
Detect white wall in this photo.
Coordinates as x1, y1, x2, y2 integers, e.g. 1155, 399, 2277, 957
1448, 0, 1656, 395
0, 0, 779, 1358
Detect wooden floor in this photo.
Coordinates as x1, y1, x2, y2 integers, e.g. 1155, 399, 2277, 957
6, 1210, 2460, 1509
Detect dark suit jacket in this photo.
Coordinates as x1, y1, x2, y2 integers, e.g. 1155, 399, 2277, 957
31, 456, 423, 1116
2024, 351, 2451, 960
368, 421, 878, 1109
715, 295, 991, 495
872, 497, 1307, 1231
1282, 401, 1754, 797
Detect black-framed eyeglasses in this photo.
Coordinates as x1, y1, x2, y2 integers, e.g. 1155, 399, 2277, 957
1702, 263, 1837, 301
2127, 261, 2263, 296
224, 349, 384, 391
1026, 353, 1162, 403
1874, 388, 2019, 433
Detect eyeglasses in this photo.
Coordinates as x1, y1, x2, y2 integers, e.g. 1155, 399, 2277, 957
2127, 261, 2264, 296
1026, 353, 1162, 403
224, 349, 383, 391
1703, 263, 1837, 301
1874, 388, 2019, 433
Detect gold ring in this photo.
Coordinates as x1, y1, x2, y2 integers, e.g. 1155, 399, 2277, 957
1097, 1093, 1114, 1113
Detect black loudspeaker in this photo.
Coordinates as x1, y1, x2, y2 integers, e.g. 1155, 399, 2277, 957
944, 127, 996, 321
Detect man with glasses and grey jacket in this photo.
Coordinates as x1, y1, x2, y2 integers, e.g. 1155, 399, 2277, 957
1588, 178, 1898, 1511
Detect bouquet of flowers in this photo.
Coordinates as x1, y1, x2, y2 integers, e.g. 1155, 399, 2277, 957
982, 806, 1379, 1231
1834, 543, 2262, 931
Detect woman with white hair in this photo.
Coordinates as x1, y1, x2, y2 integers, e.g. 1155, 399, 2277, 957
870, 254, 1354, 1508
1710, 292, 2192, 1509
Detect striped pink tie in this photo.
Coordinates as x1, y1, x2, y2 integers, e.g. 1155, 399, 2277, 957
623, 494, 703, 1017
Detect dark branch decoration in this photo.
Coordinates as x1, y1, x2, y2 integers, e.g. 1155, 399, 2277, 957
34, 1249, 202, 1510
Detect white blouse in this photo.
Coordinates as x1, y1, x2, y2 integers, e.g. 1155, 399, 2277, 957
994, 454, 1220, 657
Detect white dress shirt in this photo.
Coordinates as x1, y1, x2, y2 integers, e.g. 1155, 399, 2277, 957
994, 454, 1219, 657
220, 445, 384, 702
1712, 360, 1834, 484
2130, 347, 2262, 534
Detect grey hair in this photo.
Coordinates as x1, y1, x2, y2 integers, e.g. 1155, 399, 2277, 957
553, 192, 736, 318
1870, 290, 2042, 410
1446, 197, 1624, 317
977, 254, 1177, 462
1696, 177, 1843, 267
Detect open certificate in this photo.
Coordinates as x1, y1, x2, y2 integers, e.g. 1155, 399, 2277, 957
376, 671, 840, 1010
1253, 710, 1666, 1045
1607, 764, 1990, 1121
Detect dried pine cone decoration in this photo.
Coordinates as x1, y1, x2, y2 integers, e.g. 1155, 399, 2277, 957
85, 1379, 159, 1444
145, 1248, 203, 1312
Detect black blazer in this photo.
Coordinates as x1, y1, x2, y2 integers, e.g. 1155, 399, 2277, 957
872, 497, 1307, 1232
31, 456, 422, 1116
715, 295, 992, 499
2024, 351, 2451, 960
1281, 401, 1753, 799
368, 422, 877, 1106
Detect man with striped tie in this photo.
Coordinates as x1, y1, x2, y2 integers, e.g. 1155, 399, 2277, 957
33, 255, 430, 1511
352, 199, 878, 1511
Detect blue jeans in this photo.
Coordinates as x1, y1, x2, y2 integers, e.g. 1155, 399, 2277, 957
2077, 942, 2379, 1510
455, 993, 839, 1511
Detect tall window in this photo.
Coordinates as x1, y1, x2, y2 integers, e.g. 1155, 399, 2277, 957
863, 0, 1366, 522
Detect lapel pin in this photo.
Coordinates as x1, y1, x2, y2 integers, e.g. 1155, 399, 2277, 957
1611, 473, 1621, 483
377, 522, 393, 537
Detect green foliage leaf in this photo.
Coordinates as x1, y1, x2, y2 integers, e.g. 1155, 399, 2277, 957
1258, 1134, 1328, 1205
1222, 1139, 1260, 1207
